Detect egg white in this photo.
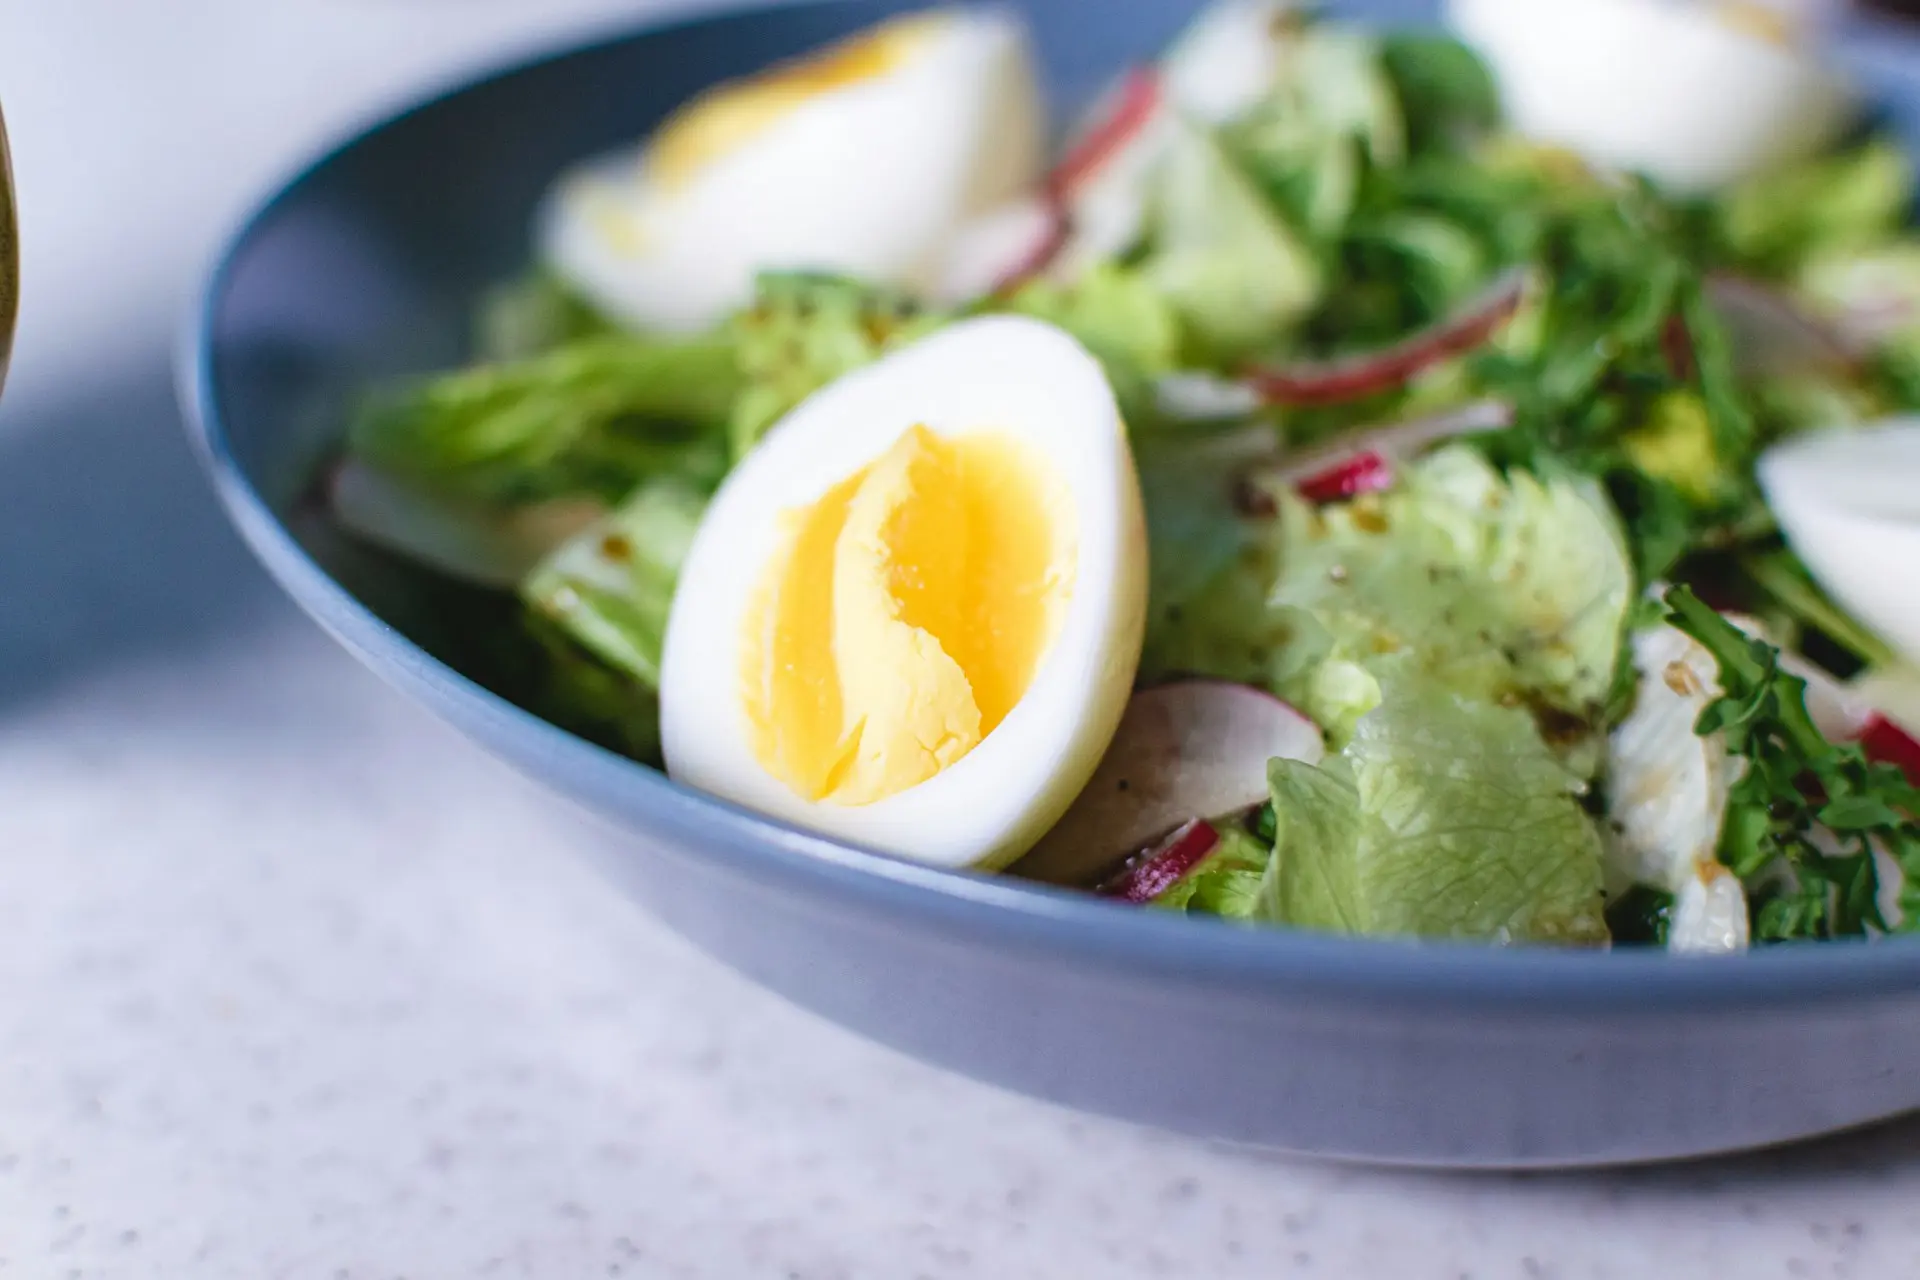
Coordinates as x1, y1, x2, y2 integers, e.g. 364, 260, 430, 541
659, 316, 1147, 869
537, 7, 1044, 333
1449, 0, 1855, 192
1761, 419, 1920, 666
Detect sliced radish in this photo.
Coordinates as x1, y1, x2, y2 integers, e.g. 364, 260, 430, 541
1098, 819, 1223, 904
935, 67, 1162, 301
1294, 451, 1394, 504
1245, 269, 1527, 406
1705, 274, 1858, 378
1153, 371, 1265, 424
1048, 66, 1164, 202
329, 459, 606, 589
930, 196, 1067, 305
1251, 399, 1512, 507
1012, 679, 1324, 888
1861, 715, 1920, 786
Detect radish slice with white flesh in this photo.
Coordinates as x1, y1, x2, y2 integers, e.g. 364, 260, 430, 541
930, 196, 1066, 305
1294, 452, 1394, 504
1256, 399, 1514, 507
1012, 679, 1324, 888
1246, 269, 1528, 406
1705, 274, 1857, 378
938, 67, 1163, 301
1099, 818, 1223, 903
1862, 715, 1920, 786
329, 460, 607, 588
1050, 65, 1165, 199
1044, 66, 1170, 279
1154, 371, 1265, 424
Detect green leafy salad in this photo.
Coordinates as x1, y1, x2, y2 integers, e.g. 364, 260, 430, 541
330, 0, 1920, 951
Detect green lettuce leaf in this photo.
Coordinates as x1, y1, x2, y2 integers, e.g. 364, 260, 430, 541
472, 269, 619, 362
520, 477, 706, 690
1714, 137, 1913, 276
350, 333, 739, 505
1377, 33, 1499, 158
1260, 678, 1610, 943
1002, 263, 1181, 424
1143, 115, 1324, 363
1267, 445, 1632, 739
724, 271, 948, 460
1154, 826, 1272, 919
1141, 445, 1632, 755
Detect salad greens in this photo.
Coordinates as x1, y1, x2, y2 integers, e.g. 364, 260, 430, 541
337, 5, 1920, 949
1664, 586, 1920, 940
1260, 680, 1609, 944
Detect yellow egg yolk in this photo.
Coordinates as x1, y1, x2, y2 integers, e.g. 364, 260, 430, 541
741, 424, 1075, 806
645, 12, 943, 191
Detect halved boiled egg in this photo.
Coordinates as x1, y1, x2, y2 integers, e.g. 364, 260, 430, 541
659, 316, 1147, 868
539, 8, 1044, 333
1449, 0, 1855, 192
1760, 419, 1920, 665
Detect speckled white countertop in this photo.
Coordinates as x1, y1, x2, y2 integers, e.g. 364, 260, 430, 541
5, 3, 1920, 1277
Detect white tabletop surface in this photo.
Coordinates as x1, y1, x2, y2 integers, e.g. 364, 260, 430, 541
6, 3, 1920, 1277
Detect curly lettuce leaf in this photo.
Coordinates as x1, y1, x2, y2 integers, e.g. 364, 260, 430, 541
1273, 445, 1630, 736
1260, 679, 1610, 943
520, 477, 706, 690
1002, 263, 1181, 424
723, 271, 948, 459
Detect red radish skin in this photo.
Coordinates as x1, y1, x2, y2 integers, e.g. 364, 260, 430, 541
1246, 269, 1528, 407
1241, 399, 1512, 511
1047, 66, 1164, 201
1861, 714, 1920, 787
1100, 819, 1223, 903
1012, 680, 1324, 889
1294, 450, 1394, 504
985, 67, 1164, 296
988, 203, 1070, 298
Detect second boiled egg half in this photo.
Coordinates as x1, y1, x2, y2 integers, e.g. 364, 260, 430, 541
538, 7, 1044, 333
659, 317, 1147, 868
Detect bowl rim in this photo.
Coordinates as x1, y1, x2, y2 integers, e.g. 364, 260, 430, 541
178, 0, 1920, 1011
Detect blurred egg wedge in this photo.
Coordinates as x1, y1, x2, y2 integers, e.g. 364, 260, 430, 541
539, 7, 1044, 332
1448, 0, 1856, 192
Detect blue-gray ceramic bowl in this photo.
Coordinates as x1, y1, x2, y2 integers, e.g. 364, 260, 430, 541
182, 0, 1920, 1167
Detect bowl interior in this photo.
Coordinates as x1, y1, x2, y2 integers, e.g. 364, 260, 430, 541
192, 0, 1920, 996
